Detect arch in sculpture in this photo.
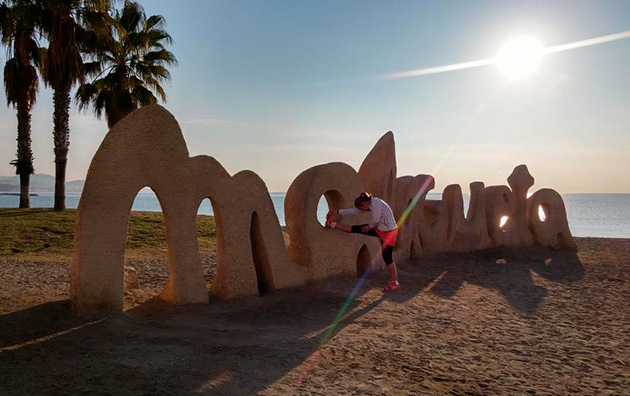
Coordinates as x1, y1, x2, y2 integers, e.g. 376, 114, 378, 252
189, 156, 305, 300
484, 185, 515, 247
285, 162, 383, 281
71, 106, 208, 314
527, 189, 577, 250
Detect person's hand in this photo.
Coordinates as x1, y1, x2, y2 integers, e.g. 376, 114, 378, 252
361, 225, 370, 233
327, 210, 335, 218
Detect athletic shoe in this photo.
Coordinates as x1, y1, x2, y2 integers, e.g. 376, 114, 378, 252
383, 281, 400, 292
325, 212, 335, 228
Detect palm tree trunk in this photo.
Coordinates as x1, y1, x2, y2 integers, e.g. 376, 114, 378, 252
16, 95, 34, 209
107, 110, 123, 129
107, 103, 136, 129
19, 172, 31, 208
53, 87, 70, 211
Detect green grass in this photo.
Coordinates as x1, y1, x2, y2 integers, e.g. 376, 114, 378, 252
0, 208, 217, 261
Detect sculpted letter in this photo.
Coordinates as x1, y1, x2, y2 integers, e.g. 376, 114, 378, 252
444, 182, 492, 252
527, 189, 577, 250
285, 163, 383, 281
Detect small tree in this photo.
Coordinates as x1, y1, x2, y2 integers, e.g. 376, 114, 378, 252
1, 0, 43, 208
39, 0, 113, 211
76, 0, 177, 128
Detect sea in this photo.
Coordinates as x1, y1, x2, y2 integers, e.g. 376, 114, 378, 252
1, 191, 628, 238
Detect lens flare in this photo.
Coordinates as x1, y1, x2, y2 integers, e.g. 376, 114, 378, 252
378, 31, 630, 80
298, 176, 436, 384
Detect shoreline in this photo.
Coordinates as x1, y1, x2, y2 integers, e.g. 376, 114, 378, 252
1, 207, 629, 240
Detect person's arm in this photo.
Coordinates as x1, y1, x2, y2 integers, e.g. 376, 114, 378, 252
338, 207, 361, 215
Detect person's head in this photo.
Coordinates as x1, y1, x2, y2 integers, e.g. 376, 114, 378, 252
354, 192, 372, 211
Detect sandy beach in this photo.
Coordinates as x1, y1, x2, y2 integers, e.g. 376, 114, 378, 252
1, 237, 629, 395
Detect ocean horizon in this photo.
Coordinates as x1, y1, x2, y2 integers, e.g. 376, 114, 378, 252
1, 191, 628, 239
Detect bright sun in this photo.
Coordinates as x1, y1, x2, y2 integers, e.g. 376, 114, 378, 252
496, 36, 543, 80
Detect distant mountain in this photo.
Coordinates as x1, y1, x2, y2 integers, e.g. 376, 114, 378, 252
0, 174, 84, 192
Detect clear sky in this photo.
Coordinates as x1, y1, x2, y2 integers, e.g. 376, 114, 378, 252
1, 0, 628, 193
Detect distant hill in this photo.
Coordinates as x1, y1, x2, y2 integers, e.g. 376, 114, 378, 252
0, 174, 84, 192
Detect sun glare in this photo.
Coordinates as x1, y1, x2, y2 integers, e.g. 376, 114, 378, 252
496, 36, 543, 80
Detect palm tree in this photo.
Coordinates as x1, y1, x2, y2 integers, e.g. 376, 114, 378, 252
0, 0, 43, 208
38, 0, 112, 211
76, 1, 177, 129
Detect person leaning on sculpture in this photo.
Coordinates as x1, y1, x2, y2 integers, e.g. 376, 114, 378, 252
326, 192, 400, 292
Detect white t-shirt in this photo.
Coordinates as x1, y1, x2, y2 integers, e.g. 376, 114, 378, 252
339, 197, 397, 232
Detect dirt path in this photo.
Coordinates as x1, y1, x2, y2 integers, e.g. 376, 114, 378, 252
1, 238, 629, 395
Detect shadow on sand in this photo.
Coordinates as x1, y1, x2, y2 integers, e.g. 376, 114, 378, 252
0, 246, 583, 395
390, 245, 583, 314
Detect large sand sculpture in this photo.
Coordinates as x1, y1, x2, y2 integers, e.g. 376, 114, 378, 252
71, 105, 576, 315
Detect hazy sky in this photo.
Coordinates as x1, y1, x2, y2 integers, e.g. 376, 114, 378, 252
1, 0, 628, 193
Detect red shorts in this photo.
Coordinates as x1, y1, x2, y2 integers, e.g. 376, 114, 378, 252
350, 225, 398, 265
350, 225, 398, 247
375, 227, 398, 247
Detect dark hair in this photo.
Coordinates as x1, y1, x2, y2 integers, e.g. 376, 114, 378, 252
354, 192, 372, 208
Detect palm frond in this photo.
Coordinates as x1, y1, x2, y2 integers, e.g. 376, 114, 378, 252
75, 0, 176, 127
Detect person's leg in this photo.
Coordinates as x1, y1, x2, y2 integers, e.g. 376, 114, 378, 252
332, 223, 352, 233
355, 226, 379, 237
382, 245, 399, 291
331, 222, 376, 235
388, 261, 398, 283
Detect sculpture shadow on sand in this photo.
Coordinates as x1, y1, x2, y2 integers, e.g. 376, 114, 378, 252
0, 245, 584, 395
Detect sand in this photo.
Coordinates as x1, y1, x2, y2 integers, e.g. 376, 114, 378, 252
1, 237, 629, 395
